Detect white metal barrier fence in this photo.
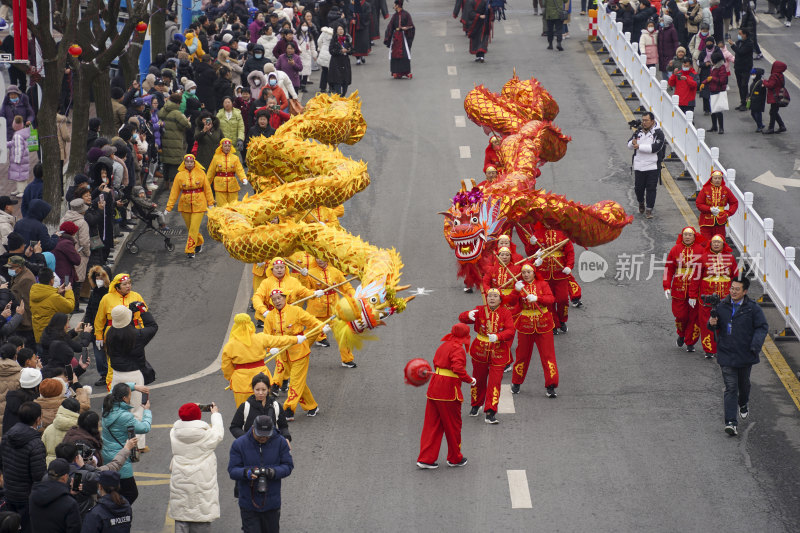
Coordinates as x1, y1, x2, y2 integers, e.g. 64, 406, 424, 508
596, 4, 799, 337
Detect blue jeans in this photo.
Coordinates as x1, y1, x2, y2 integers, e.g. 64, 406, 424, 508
751, 110, 764, 130
240, 507, 281, 533
721, 365, 752, 425
93, 342, 107, 378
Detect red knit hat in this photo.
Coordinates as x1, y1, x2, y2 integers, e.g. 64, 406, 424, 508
178, 403, 201, 421
59, 221, 79, 235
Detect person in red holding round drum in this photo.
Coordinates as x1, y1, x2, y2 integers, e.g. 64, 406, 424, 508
695, 170, 739, 241
459, 288, 516, 424
511, 264, 559, 398
692, 234, 739, 359
664, 227, 705, 352
416, 323, 476, 470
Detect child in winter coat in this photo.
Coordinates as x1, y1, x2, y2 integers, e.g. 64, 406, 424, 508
640, 21, 659, 69
7, 116, 30, 197
747, 67, 766, 132
131, 186, 168, 230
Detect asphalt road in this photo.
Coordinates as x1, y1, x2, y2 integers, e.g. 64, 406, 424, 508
72, 5, 800, 532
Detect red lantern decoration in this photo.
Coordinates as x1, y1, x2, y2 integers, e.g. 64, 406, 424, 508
404, 358, 432, 387
136, 21, 148, 33
68, 44, 82, 57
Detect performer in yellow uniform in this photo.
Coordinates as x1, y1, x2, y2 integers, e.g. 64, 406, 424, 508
221, 313, 302, 406
165, 154, 215, 258
289, 251, 315, 284
306, 257, 358, 367
206, 138, 247, 207
252, 257, 324, 317
262, 289, 331, 419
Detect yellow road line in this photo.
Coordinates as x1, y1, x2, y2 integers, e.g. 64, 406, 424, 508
584, 40, 800, 413
150, 424, 174, 429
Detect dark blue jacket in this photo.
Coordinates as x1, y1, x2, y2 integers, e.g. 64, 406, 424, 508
14, 199, 58, 251
28, 477, 82, 533
228, 430, 293, 512
79, 494, 133, 532
21, 177, 44, 218
709, 295, 768, 367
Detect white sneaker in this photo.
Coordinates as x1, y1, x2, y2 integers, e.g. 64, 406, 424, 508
786, 20, 792, 26
416, 461, 438, 469
724, 423, 738, 436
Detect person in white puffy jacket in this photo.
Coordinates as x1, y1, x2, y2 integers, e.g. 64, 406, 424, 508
263, 62, 298, 100
316, 27, 334, 93
168, 402, 225, 532
296, 26, 317, 91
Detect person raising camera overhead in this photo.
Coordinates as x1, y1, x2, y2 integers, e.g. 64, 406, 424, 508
626, 112, 666, 220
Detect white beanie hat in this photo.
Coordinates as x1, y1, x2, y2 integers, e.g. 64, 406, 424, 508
111, 305, 133, 329
20, 368, 43, 389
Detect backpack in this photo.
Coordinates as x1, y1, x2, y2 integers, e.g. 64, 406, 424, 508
776, 86, 790, 107
654, 127, 668, 167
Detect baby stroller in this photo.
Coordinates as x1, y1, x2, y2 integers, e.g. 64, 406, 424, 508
126, 201, 175, 254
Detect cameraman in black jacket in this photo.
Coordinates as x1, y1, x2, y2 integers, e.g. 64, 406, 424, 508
707, 277, 768, 436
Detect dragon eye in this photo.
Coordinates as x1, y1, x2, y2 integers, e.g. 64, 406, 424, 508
470, 216, 479, 224
369, 296, 379, 304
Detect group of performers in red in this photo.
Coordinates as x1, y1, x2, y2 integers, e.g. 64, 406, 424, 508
664, 171, 740, 358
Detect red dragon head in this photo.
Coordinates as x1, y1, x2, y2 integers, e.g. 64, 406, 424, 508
442, 184, 507, 264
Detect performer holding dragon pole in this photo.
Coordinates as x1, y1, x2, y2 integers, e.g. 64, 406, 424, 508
692, 235, 739, 359
664, 227, 705, 352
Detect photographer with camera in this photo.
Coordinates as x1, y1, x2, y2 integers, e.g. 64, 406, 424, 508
626, 112, 666, 219
228, 415, 293, 533
167, 402, 224, 532
707, 277, 768, 436
692, 234, 739, 359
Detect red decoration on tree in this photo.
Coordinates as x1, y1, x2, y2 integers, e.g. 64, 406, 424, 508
136, 21, 148, 33
68, 44, 82, 57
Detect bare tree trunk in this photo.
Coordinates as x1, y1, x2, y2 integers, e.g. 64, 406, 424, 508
151, 0, 167, 60
66, 64, 99, 182
38, 60, 66, 227
94, 75, 116, 139
119, 42, 143, 87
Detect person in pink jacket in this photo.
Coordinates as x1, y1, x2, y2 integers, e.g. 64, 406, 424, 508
6, 116, 30, 198
640, 21, 659, 70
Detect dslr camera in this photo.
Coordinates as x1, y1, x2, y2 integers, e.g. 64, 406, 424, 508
251, 467, 274, 493
701, 293, 721, 318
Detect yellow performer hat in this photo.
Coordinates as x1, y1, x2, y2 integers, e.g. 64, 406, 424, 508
486, 288, 501, 297
521, 263, 535, 272
498, 246, 511, 254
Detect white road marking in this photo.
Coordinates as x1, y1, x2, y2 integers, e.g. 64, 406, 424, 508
447, 65, 458, 76
507, 470, 533, 509
497, 383, 516, 413
756, 13, 782, 28
459, 145, 471, 158
445, 43, 454, 52
454, 115, 466, 127
504, 24, 513, 34
795, 41, 800, 48
758, 46, 800, 90
451, 88, 461, 99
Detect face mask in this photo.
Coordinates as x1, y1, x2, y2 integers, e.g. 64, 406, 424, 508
255, 53, 263, 58
8, 270, 17, 277
699, 31, 707, 37
737, 34, 742, 40
9, 97, 18, 104
682, 66, 690, 71
301, 25, 308, 31
706, 44, 714, 50
189, 88, 196, 95
96, 279, 104, 287
269, 80, 277, 87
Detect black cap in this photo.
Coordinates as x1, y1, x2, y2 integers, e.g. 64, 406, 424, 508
252, 415, 274, 438
0, 196, 18, 209
6, 232, 24, 251
48, 458, 71, 477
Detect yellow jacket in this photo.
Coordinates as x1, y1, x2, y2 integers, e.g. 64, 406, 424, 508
289, 251, 315, 286
30, 284, 76, 342
221, 332, 298, 395
207, 151, 246, 193
262, 305, 322, 361
252, 274, 315, 316
166, 165, 215, 213
94, 274, 148, 340
302, 205, 344, 226
305, 264, 354, 318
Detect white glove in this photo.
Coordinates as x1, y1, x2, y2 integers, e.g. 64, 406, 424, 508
487, 333, 498, 343
514, 280, 524, 292
95, 340, 103, 349
469, 377, 477, 387
664, 289, 671, 300
262, 310, 269, 318
300, 268, 309, 277
242, 179, 248, 185
529, 235, 537, 244
526, 293, 537, 302
688, 298, 697, 308
269, 348, 279, 355
296, 335, 306, 344
322, 324, 332, 335
313, 289, 324, 298
562, 267, 572, 275
468, 309, 477, 321
710, 207, 720, 215
534, 258, 543, 267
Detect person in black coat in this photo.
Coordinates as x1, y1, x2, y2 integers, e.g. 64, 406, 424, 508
229, 373, 291, 441
746, 67, 766, 132
214, 67, 236, 111
79, 471, 132, 533
328, 26, 353, 96
27, 458, 82, 533
13, 200, 58, 253
39, 313, 93, 372
707, 277, 768, 436
242, 44, 270, 83
193, 55, 219, 112
0, 402, 47, 532
246, 109, 277, 145
665, 0, 688, 47
2, 370, 40, 435
631, 0, 656, 45
728, 28, 754, 110
105, 308, 158, 376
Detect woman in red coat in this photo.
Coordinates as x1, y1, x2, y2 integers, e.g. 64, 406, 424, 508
695, 170, 738, 240
53, 221, 83, 313
762, 60, 787, 134
417, 323, 476, 469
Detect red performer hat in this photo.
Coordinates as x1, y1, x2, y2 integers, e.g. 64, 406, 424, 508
270, 288, 285, 297
441, 323, 471, 346
178, 403, 202, 421
675, 226, 705, 245
183, 154, 195, 162
271, 258, 285, 267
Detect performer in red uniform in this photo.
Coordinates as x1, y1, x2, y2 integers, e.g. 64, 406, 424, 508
482, 247, 521, 311
517, 222, 584, 309
493, 235, 523, 264
691, 234, 739, 358
477, 165, 498, 189
695, 170, 739, 241
459, 288, 516, 424
416, 323, 476, 469
663, 227, 705, 351
483, 134, 502, 172
511, 264, 558, 397
528, 226, 574, 334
